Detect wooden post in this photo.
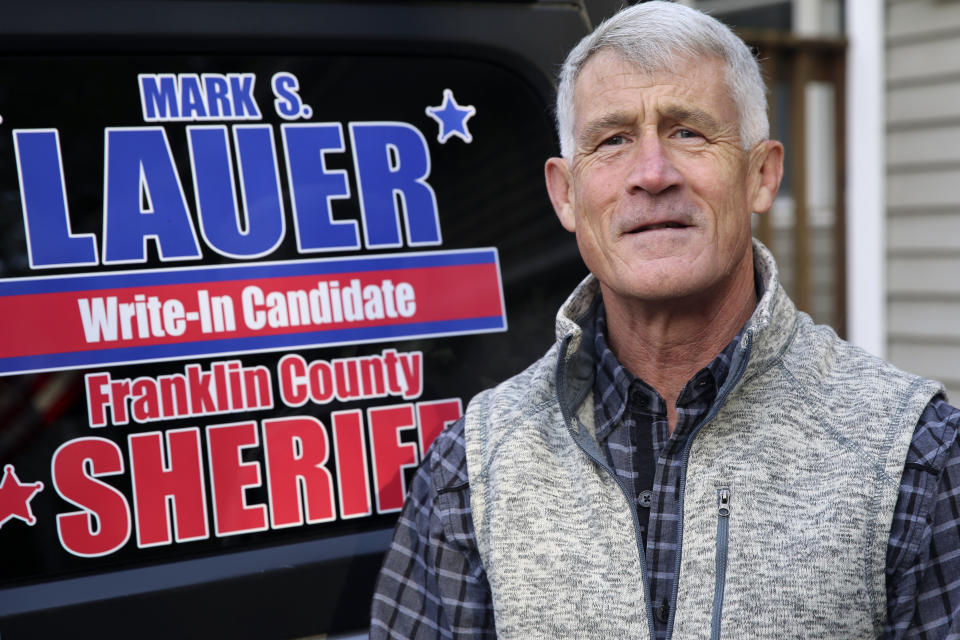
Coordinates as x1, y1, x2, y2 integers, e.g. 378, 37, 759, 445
790, 47, 812, 314
756, 46, 777, 252
739, 30, 847, 328
831, 53, 848, 338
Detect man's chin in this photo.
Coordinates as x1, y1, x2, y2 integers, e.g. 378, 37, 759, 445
603, 272, 713, 306
619, 228, 699, 258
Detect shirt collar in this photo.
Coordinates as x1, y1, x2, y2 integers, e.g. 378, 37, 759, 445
592, 271, 763, 443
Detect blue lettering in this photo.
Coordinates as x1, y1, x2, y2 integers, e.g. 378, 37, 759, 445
229, 74, 261, 120
103, 128, 202, 263
15, 118, 443, 270
203, 74, 232, 118
137, 73, 261, 122
271, 72, 303, 120
13, 129, 98, 268
189, 125, 285, 258
349, 123, 441, 248
281, 123, 357, 252
138, 74, 179, 121
180, 74, 207, 120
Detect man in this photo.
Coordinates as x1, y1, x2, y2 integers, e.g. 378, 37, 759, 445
370, 3, 960, 638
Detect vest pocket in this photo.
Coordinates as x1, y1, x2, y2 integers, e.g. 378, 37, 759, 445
711, 486, 731, 640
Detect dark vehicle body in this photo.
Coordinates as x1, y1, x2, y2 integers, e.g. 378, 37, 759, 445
0, 1, 595, 637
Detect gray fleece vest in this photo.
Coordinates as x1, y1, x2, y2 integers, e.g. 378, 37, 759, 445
464, 241, 942, 639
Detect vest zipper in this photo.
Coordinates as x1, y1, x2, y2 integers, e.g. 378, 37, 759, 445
711, 486, 731, 640
666, 331, 753, 639
556, 334, 657, 640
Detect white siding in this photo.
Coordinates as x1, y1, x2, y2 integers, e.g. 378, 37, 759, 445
888, 255, 960, 295
888, 342, 960, 400
887, 126, 960, 166
886, 0, 960, 398
889, 300, 960, 339
887, 80, 960, 126
887, 0, 960, 40
887, 37, 960, 83
887, 169, 960, 209
888, 214, 960, 252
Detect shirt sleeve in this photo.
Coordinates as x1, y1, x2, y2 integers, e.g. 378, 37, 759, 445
370, 417, 496, 639
886, 395, 960, 639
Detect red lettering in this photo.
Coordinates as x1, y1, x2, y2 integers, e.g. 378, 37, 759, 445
206, 422, 267, 536
186, 364, 215, 414
308, 361, 335, 404
358, 356, 386, 397
109, 379, 131, 424
84, 372, 112, 427
333, 359, 361, 401
368, 404, 418, 513
131, 378, 160, 422
128, 428, 208, 547
277, 354, 308, 406
212, 362, 230, 412
263, 416, 335, 528
332, 410, 372, 519
416, 398, 462, 457
244, 367, 273, 408
227, 361, 243, 408
52, 437, 131, 557
159, 374, 188, 418
382, 349, 402, 395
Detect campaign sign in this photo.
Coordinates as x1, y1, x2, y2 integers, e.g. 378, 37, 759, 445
0, 52, 581, 607
0, 249, 505, 374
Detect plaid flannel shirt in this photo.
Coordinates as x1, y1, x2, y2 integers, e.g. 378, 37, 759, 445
371, 305, 960, 639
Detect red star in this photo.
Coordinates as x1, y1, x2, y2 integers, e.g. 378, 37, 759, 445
0, 464, 44, 529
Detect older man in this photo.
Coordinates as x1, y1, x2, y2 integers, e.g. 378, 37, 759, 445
370, 3, 960, 638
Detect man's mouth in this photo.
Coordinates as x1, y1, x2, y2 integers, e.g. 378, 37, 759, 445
632, 222, 688, 233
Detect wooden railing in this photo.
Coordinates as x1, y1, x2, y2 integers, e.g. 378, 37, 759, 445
740, 30, 848, 336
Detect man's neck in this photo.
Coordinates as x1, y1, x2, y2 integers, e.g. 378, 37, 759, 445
600, 263, 758, 433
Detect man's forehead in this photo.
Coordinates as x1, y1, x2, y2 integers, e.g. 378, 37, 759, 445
574, 49, 721, 101
578, 49, 665, 83
571, 50, 734, 127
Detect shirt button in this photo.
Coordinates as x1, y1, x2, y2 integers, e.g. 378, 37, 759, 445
638, 490, 652, 508
630, 390, 648, 407
656, 601, 670, 623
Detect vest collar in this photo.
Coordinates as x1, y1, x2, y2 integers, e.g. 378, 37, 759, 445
553, 239, 798, 417
739, 239, 799, 382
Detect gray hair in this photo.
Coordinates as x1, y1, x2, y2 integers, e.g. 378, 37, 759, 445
556, 1, 768, 157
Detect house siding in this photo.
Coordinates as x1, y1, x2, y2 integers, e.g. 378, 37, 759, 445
886, 0, 960, 400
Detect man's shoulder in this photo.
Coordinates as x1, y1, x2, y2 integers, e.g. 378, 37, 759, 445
424, 413, 470, 493
467, 341, 563, 417
789, 314, 942, 399
425, 341, 565, 492
908, 394, 960, 473
765, 314, 943, 462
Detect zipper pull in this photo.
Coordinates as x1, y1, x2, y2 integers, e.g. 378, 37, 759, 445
717, 487, 731, 517
712, 487, 732, 640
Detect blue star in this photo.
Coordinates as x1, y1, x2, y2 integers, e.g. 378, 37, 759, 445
425, 89, 476, 144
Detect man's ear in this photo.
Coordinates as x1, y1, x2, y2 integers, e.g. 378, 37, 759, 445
545, 156, 577, 233
748, 140, 784, 215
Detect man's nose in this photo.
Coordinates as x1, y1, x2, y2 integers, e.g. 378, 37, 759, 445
626, 134, 682, 195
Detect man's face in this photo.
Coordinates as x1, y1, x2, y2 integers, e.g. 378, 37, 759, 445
545, 50, 782, 307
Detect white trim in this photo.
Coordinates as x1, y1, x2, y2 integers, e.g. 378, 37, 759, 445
794, 0, 821, 35
845, 0, 886, 357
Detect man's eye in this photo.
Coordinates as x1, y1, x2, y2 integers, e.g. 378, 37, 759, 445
673, 128, 701, 139
601, 134, 626, 146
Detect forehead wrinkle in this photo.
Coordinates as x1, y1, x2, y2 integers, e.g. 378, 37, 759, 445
577, 111, 637, 147
661, 105, 724, 134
